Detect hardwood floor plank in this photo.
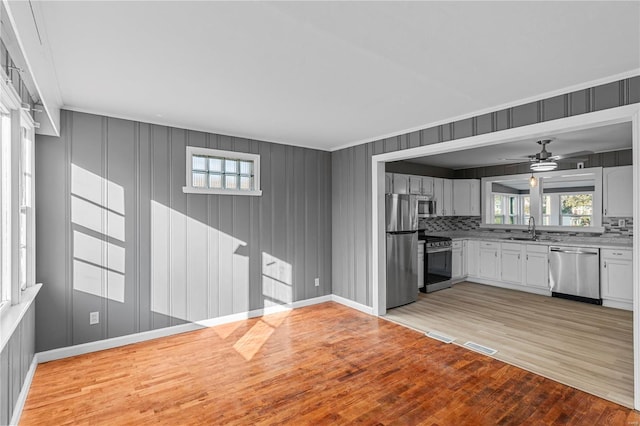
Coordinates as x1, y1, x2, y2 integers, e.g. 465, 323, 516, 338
385, 281, 634, 407
20, 302, 640, 425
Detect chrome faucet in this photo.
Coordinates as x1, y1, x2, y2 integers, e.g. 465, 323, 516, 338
528, 216, 537, 240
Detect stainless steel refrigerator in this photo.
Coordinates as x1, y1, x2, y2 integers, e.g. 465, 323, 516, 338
386, 194, 419, 309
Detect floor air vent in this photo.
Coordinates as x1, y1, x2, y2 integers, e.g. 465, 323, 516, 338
463, 341, 497, 355
425, 331, 455, 344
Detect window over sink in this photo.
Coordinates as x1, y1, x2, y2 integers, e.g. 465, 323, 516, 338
481, 167, 603, 233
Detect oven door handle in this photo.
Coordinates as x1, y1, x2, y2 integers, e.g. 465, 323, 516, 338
426, 247, 452, 254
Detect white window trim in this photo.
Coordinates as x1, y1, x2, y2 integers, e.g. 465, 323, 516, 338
182, 146, 262, 196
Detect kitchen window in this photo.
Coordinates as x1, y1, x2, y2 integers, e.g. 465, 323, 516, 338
183, 146, 262, 196
492, 193, 528, 225
542, 192, 593, 227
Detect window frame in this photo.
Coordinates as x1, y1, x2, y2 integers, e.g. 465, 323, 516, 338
183, 146, 262, 196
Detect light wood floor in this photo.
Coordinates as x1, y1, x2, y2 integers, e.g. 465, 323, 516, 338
385, 281, 634, 408
21, 302, 639, 425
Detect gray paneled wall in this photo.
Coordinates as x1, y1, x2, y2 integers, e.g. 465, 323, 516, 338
0, 303, 35, 425
35, 110, 331, 352
454, 149, 633, 179
332, 76, 640, 307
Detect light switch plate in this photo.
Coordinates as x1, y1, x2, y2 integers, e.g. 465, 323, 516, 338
90, 311, 99, 325
314, 277, 320, 287
618, 219, 626, 227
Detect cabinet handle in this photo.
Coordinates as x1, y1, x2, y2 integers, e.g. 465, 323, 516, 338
604, 208, 607, 215
518, 254, 520, 260
604, 261, 607, 268
526, 254, 529, 260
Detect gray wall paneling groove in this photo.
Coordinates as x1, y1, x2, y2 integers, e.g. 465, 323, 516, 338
0, 303, 35, 425
35, 110, 332, 352
331, 76, 640, 307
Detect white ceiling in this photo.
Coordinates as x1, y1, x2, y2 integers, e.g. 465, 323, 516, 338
11, 1, 640, 150
405, 122, 632, 169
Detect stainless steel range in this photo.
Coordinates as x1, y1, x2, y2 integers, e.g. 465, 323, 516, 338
422, 235, 453, 293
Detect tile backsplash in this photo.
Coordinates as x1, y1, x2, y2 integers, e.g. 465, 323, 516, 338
419, 216, 481, 232
602, 217, 634, 237
419, 216, 633, 238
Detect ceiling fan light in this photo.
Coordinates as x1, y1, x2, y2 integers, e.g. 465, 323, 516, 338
530, 161, 558, 172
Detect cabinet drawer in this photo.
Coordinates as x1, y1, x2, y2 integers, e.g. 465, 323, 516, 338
526, 244, 548, 254
601, 249, 632, 260
452, 240, 463, 249
480, 241, 499, 249
501, 242, 521, 251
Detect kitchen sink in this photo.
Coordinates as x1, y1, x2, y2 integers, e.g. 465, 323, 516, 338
502, 236, 558, 242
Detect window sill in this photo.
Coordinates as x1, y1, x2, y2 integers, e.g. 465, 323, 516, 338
0, 284, 41, 354
182, 187, 263, 196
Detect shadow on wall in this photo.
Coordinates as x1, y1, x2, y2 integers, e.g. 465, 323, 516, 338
70, 164, 294, 359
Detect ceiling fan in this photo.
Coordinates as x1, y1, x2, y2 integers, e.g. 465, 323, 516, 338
501, 139, 593, 171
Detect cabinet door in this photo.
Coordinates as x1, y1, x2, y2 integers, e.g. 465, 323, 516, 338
421, 177, 434, 196
601, 251, 633, 301
442, 179, 453, 216
393, 174, 409, 194
469, 180, 480, 216
501, 248, 522, 284
409, 175, 422, 194
452, 248, 463, 279
479, 248, 499, 280
453, 180, 471, 216
525, 252, 548, 289
603, 166, 632, 217
433, 178, 444, 216
385, 173, 393, 194
466, 240, 479, 277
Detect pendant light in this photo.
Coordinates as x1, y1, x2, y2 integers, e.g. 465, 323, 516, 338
529, 173, 537, 188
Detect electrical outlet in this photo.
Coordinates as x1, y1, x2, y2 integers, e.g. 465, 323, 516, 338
89, 311, 99, 325
314, 277, 320, 287
618, 219, 626, 228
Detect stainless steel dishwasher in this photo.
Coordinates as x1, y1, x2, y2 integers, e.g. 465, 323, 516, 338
549, 246, 601, 305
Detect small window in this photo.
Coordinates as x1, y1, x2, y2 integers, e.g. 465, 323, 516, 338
183, 147, 262, 196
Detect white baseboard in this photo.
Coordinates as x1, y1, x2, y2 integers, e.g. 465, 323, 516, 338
465, 277, 551, 297
603, 299, 633, 311
331, 294, 374, 315
37, 295, 333, 363
9, 355, 38, 426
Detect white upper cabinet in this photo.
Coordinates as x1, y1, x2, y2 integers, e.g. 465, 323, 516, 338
392, 174, 409, 194
603, 165, 632, 217
408, 175, 422, 194
442, 179, 453, 216
421, 176, 434, 196
452, 179, 480, 216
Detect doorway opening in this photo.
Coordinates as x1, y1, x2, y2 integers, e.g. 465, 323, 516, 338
371, 104, 640, 408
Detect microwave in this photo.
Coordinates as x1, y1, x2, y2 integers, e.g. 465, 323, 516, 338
416, 195, 436, 218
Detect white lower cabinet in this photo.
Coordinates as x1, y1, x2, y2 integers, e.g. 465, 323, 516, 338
601, 248, 633, 310
479, 241, 500, 280
524, 244, 549, 290
452, 240, 466, 280
466, 240, 479, 277
500, 243, 523, 284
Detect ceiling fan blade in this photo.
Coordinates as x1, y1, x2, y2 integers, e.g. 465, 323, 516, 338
498, 157, 535, 162
549, 150, 593, 161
